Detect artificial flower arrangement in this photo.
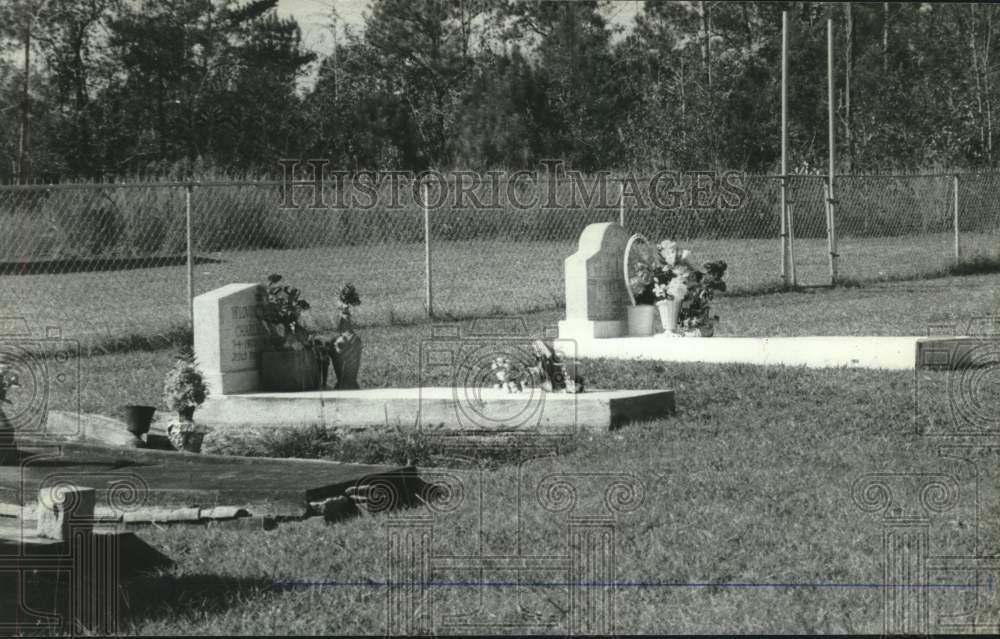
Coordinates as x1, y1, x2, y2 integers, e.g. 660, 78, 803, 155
490, 340, 584, 393
162, 346, 211, 452
162, 346, 208, 419
0, 364, 19, 405
259, 273, 314, 351
629, 239, 728, 336
314, 283, 363, 390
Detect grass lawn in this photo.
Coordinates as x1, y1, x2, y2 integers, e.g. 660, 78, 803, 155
110, 360, 997, 634
9, 274, 999, 634
2, 232, 997, 349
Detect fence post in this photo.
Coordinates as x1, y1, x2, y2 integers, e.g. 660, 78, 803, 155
618, 179, 625, 228
787, 196, 797, 287
825, 179, 838, 286
780, 10, 790, 286
186, 184, 194, 327
423, 183, 433, 318
953, 175, 961, 262
827, 18, 838, 286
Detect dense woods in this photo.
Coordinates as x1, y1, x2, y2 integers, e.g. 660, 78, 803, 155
1, 0, 998, 182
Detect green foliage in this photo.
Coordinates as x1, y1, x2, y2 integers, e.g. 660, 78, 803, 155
258, 273, 313, 350
0, 364, 20, 405
338, 284, 361, 310
217, 422, 581, 470
9, 2, 1000, 181
161, 348, 208, 413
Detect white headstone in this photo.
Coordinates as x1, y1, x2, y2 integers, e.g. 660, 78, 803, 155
558, 222, 630, 340
193, 283, 267, 395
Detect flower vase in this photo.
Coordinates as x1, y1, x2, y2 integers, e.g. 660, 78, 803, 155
167, 419, 205, 453
656, 298, 682, 334
331, 311, 362, 390
626, 304, 656, 337
123, 405, 156, 447
181, 431, 205, 453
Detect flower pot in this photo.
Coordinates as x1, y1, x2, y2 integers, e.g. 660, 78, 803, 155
626, 304, 656, 337
181, 431, 205, 453
655, 298, 682, 334
123, 405, 156, 435
122, 405, 155, 446
330, 334, 363, 390
260, 349, 322, 392
167, 425, 205, 453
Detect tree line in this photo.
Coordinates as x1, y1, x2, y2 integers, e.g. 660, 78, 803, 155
1, 0, 997, 182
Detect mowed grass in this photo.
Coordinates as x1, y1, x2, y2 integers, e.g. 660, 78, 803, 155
108, 361, 997, 634
2, 231, 998, 349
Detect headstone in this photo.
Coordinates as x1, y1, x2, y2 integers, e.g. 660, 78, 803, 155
37, 484, 96, 541
558, 222, 631, 340
193, 283, 268, 395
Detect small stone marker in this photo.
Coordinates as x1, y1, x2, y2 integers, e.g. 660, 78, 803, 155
37, 484, 96, 541
558, 222, 631, 340
193, 283, 268, 395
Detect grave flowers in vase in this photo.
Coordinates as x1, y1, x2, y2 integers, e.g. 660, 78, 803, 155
678, 260, 728, 337
624, 234, 659, 336
643, 240, 727, 337
314, 284, 363, 390
162, 347, 210, 452
651, 240, 695, 335
257, 273, 323, 392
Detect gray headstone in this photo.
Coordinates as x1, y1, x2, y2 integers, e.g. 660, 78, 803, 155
558, 222, 630, 340
193, 283, 268, 395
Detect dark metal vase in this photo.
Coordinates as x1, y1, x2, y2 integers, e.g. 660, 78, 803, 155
123, 404, 156, 448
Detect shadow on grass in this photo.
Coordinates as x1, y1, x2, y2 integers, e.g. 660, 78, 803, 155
120, 573, 286, 626
210, 424, 583, 470
947, 255, 1000, 276
837, 255, 1000, 288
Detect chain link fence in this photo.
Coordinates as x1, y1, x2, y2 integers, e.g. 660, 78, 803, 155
1, 172, 998, 348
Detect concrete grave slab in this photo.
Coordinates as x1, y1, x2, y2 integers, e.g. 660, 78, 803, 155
566, 334, 932, 370
195, 386, 676, 435
914, 336, 1000, 370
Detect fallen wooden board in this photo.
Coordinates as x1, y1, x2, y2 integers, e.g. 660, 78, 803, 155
1, 440, 417, 520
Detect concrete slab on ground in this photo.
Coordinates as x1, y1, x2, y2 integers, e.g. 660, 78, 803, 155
196, 387, 676, 434
565, 335, 934, 370
1, 441, 416, 521
915, 337, 1000, 369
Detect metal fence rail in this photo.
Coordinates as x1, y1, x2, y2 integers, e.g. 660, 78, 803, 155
1, 173, 998, 348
